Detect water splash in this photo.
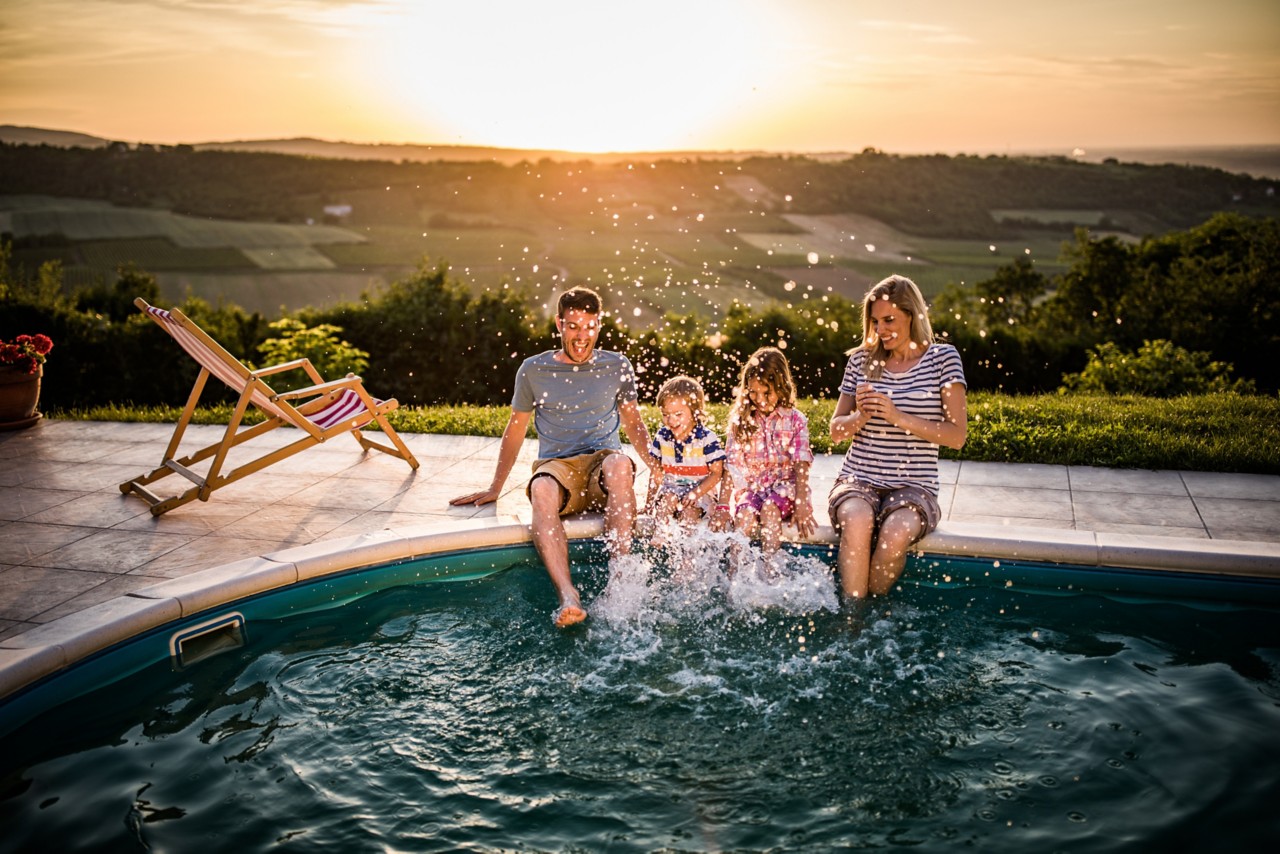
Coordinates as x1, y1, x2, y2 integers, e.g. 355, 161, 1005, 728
590, 524, 838, 632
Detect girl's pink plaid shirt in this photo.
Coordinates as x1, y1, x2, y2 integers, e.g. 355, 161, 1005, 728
725, 406, 813, 499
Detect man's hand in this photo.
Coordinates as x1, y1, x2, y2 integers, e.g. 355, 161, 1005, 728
450, 488, 500, 507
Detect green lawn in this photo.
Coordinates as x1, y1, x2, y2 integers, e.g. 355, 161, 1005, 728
54, 392, 1280, 475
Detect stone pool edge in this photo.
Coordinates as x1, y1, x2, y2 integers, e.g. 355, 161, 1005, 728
2, 518, 1278, 701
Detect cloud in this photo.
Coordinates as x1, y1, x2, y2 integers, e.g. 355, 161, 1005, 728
858, 19, 974, 44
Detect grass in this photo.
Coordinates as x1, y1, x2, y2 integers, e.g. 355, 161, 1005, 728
52, 392, 1280, 475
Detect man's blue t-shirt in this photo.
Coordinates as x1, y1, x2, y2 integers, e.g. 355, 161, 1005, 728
512, 350, 639, 459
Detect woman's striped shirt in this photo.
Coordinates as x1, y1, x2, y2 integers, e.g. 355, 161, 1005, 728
835, 343, 966, 495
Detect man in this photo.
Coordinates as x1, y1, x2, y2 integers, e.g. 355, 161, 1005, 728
450, 287, 653, 627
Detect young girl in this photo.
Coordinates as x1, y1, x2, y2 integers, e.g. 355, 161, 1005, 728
828, 274, 967, 600
648, 375, 725, 525
716, 347, 816, 554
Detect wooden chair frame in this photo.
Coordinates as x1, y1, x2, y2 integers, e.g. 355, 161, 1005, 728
120, 298, 419, 516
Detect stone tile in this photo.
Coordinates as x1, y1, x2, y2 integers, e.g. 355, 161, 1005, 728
0, 522, 98, 563
1087, 522, 1209, 538
331, 453, 455, 480
936, 483, 956, 518
0, 459, 75, 487
31, 572, 171, 623
266, 448, 369, 477
1207, 526, 1280, 544
0, 486, 80, 520
950, 484, 1073, 521
810, 455, 844, 479
1067, 466, 1188, 496
1194, 498, 1280, 539
280, 473, 416, 511
375, 480, 487, 515
110, 500, 261, 535
324, 510, 460, 540
945, 513, 1077, 530
40, 462, 150, 493
221, 504, 362, 544
1072, 491, 1205, 531
24, 491, 153, 527
0, 565, 118, 621
135, 534, 300, 578
407, 434, 500, 460
97, 443, 183, 467
11, 438, 131, 464
27, 529, 195, 574
205, 473, 319, 504
956, 461, 1070, 489
0, 618, 37, 642
1181, 471, 1280, 502
82, 421, 178, 443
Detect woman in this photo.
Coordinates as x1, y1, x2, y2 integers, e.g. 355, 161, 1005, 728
828, 275, 967, 599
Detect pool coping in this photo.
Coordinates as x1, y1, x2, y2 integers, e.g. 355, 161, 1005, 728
2, 517, 1278, 701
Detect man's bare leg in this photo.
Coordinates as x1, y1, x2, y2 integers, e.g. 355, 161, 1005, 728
529, 475, 586, 627
601, 452, 637, 557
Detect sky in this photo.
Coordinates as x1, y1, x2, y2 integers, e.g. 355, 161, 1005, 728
1, 0, 1278, 154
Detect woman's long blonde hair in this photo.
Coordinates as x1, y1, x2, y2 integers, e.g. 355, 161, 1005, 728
728, 346, 796, 441
853, 274, 935, 380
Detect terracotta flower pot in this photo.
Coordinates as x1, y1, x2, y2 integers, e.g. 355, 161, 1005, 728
0, 364, 43, 430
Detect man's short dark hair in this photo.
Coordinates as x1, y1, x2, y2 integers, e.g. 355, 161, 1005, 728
557, 286, 602, 317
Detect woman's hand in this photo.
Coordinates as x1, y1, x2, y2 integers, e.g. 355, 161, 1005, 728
856, 384, 900, 426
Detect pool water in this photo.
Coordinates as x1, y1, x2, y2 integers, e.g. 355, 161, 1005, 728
2, 535, 1279, 851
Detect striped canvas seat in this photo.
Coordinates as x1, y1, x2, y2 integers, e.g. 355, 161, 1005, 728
121, 299, 419, 516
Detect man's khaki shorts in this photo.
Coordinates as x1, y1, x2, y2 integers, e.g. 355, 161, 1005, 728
528, 449, 632, 516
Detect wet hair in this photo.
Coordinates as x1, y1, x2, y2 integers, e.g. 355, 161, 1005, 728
656, 375, 708, 425
557, 286, 602, 317
728, 346, 796, 440
854, 274, 935, 380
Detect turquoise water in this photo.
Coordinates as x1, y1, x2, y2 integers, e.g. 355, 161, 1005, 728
1, 537, 1279, 851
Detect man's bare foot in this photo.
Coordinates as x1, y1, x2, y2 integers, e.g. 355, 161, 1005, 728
554, 605, 587, 628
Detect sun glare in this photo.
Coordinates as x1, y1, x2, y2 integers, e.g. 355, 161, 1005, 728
360, 1, 790, 152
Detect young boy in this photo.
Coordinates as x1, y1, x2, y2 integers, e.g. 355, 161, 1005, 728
648, 375, 725, 525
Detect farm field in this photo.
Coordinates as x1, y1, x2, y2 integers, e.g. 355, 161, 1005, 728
3, 186, 1084, 322
154, 270, 390, 316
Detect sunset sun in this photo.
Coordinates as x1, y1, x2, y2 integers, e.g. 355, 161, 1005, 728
362, 1, 794, 152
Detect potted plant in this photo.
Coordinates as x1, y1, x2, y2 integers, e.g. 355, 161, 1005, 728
0, 333, 53, 430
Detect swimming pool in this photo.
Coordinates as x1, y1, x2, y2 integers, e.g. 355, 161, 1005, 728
1, 529, 1278, 851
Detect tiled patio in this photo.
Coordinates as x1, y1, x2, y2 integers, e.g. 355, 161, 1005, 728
2, 418, 1279, 643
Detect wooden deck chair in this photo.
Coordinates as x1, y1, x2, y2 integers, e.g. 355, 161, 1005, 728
120, 298, 419, 516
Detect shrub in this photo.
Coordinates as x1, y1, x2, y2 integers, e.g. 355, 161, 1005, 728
256, 318, 369, 391
1060, 339, 1255, 396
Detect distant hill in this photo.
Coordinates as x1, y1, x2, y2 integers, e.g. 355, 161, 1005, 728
0, 125, 111, 149
0, 125, 779, 166
5, 123, 1278, 178
189, 137, 790, 166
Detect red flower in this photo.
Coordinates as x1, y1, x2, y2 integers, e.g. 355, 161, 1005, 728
0, 334, 54, 374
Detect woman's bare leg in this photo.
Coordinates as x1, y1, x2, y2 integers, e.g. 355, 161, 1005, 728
868, 507, 923, 595
835, 499, 876, 599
